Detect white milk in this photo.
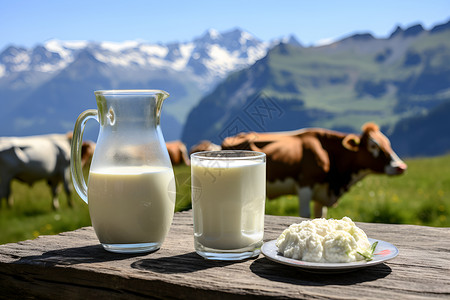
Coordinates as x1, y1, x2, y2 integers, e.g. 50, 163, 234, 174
88, 166, 175, 245
192, 160, 266, 250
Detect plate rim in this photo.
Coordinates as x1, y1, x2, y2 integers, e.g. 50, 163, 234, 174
261, 238, 398, 270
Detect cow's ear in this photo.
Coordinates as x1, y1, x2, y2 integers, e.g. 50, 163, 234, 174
342, 134, 360, 152
66, 131, 73, 141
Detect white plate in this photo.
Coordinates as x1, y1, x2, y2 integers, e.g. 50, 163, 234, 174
261, 238, 398, 272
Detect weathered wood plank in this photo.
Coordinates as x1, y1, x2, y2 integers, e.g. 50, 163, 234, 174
0, 211, 449, 299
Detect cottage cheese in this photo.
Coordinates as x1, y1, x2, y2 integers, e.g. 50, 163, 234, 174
276, 217, 372, 263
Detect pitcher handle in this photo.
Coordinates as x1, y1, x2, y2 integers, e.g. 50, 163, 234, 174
71, 109, 98, 204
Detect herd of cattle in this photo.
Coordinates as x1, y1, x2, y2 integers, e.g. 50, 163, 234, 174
0, 122, 406, 218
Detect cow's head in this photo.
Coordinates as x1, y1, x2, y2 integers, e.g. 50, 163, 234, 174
190, 140, 222, 155
81, 141, 96, 167
66, 132, 95, 167
342, 122, 407, 175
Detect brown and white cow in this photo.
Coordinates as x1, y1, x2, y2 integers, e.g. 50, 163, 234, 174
222, 123, 407, 218
0, 133, 95, 209
166, 140, 190, 166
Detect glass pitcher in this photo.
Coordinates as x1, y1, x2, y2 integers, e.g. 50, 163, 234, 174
71, 90, 176, 253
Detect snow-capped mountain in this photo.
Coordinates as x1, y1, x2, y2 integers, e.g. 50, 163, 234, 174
0, 28, 269, 91
0, 28, 284, 140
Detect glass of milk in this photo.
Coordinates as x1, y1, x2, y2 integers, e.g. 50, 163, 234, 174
71, 90, 176, 254
191, 150, 266, 260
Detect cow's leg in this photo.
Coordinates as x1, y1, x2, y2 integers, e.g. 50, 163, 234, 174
7, 193, 14, 208
313, 202, 328, 218
5, 184, 14, 208
6, 182, 14, 208
48, 180, 60, 210
297, 186, 312, 218
0, 176, 14, 208
321, 206, 328, 218
63, 174, 73, 208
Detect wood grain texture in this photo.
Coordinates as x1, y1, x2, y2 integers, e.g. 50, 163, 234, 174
0, 211, 449, 299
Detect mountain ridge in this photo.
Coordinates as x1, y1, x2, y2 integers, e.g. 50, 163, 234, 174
181, 20, 450, 157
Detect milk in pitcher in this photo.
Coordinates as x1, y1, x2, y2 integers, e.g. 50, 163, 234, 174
88, 166, 176, 245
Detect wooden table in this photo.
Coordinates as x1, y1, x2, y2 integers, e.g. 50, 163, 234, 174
0, 211, 449, 299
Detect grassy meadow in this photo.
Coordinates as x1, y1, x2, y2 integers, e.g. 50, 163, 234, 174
0, 154, 449, 245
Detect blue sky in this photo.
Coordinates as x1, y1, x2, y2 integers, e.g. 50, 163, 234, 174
1, 0, 449, 50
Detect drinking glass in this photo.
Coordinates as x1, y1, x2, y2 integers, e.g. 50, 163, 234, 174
191, 150, 266, 260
